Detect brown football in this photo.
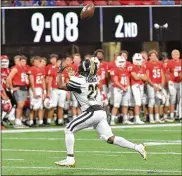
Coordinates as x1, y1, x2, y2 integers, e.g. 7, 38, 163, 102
80, 3, 95, 20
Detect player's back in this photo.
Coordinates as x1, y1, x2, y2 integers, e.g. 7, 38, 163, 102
67, 75, 100, 112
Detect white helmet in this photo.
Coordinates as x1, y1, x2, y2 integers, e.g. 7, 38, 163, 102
132, 53, 143, 66
44, 97, 54, 109
1, 55, 9, 68
115, 56, 126, 68
30, 97, 41, 110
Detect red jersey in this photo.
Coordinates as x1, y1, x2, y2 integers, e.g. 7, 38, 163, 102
1, 68, 10, 89
98, 61, 108, 85
64, 64, 79, 77
114, 68, 129, 88
28, 66, 45, 88
167, 59, 182, 83
146, 61, 164, 84
45, 64, 56, 76
126, 61, 133, 73
131, 65, 146, 85
48, 67, 68, 88
12, 65, 28, 86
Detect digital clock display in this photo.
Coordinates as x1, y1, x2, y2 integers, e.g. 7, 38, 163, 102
4, 8, 100, 44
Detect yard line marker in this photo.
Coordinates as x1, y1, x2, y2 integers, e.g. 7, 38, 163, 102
2, 166, 182, 173
3, 159, 24, 161
2, 149, 182, 155
2, 123, 181, 133
2, 137, 181, 144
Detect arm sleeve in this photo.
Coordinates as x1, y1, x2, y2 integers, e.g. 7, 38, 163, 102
66, 78, 82, 93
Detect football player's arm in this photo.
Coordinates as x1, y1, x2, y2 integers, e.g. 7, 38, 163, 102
131, 72, 141, 80
161, 69, 165, 87
6, 68, 18, 92
113, 75, 125, 90
47, 75, 53, 97
29, 74, 36, 97
146, 70, 154, 87
1, 88, 9, 100
140, 72, 148, 82
42, 76, 46, 98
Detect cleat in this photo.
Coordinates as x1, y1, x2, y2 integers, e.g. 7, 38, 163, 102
135, 144, 147, 160
165, 118, 175, 122
155, 119, 165, 123
55, 158, 76, 167
110, 120, 116, 126
134, 120, 145, 125
123, 120, 134, 125
13, 124, 29, 129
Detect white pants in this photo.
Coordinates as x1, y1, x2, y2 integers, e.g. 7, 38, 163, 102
29, 88, 43, 110
131, 84, 144, 106
147, 84, 161, 107
113, 87, 130, 108
66, 110, 114, 141
51, 88, 67, 108
168, 82, 182, 105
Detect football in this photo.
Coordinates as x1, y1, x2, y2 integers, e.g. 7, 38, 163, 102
80, 3, 95, 20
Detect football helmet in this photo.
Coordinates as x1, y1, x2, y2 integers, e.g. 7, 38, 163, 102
132, 53, 143, 66
78, 57, 99, 77
2, 99, 12, 112
44, 97, 54, 109
115, 56, 126, 68
1, 55, 9, 68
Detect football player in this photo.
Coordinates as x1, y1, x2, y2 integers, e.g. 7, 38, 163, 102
166, 49, 182, 121
146, 50, 165, 123
55, 58, 147, 167
6, 56, 29, 128
46, 59, 68, 125
111, 56, 133, 125
131, 53, 147, 124
27, 56, 46, 127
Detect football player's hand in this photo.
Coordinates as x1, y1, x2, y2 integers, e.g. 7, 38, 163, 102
153, 85, 160, 92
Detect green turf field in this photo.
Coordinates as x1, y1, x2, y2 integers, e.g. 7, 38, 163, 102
1, 124, 182, 175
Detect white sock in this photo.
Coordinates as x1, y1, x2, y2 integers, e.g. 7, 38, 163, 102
149, 114, 154, 121
163, 114, 168, 119
113, 136, 135, 150
2, 111, 7, 120
47, 118, 51, 123
123, 115, 128, 122
170, 113, 174, 119
155, 114, 160, 120
135, 115, 140, 121
15, 119, 21, 125
179, 99, 182, 118
73, 115, 77, 119
65, 132, 75, 155
39, 119, 43, 125
58, 119, 63, 124
29, 120, 33, 125
111, 115, 117, 121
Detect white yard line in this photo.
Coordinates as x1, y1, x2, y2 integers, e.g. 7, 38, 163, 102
2, 123, 181, 133
3, 159, 24, 161
2, 149, 182, 155
1, 166, 181, 173
2, 137, 181, 143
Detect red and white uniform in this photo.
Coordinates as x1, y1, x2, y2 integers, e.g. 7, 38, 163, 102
167, 59, 182, 110
28, 66, 45, 110
146, 61, 164, 107
131, 65, 146, 106
1, 68, 10, 89
113, 68, 130, 108
12, 65, 29, 87
97, 61, 108, 95
48, 66, 67, 108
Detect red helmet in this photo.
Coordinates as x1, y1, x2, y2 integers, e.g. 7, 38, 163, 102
2, 99, 12, 112
1, 55, 9, 68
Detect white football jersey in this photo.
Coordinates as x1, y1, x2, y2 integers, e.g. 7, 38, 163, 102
67, 75, 100, 111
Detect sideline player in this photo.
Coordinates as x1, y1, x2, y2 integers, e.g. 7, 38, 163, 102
55, 58, 147, 167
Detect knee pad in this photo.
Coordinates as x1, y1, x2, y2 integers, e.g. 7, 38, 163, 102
148, 98, 155, 107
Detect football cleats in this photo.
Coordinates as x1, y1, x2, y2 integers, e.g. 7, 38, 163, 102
44, 97, 54, 109
78, 58, 99, 77
1, 55, 9, 68
132, 53, 143, 66
2, 99, 12, 112
115, 56, 126, 68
